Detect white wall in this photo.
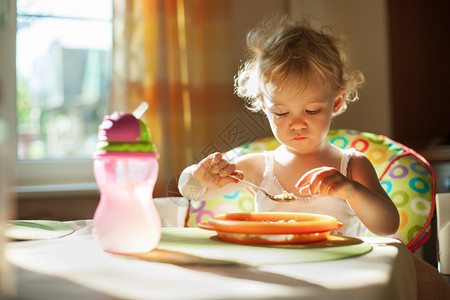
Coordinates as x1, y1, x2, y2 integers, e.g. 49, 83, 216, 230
289, 0, 391, 135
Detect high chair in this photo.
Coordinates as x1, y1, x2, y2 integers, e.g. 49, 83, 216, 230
184, 129, 436, 251
436, 193, 450, 277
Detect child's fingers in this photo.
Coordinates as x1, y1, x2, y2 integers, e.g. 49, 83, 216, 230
297, 170, 321, 196
218, 163, 236, 177
208, 153, 227, 174
207, 152, 238, 178
209, 152, 223, 165
295, 167, 330, 188
299, 185, 311, 196
304, 170, 326, 195
231, 170, 244, 179
312, 169, 347, 197
318, 175, 338, 197
217, 169, 245, 187
295, 170, 314, 188
217, 175, 239, 187
212, 159, 227, 174
296, 167, 337, 195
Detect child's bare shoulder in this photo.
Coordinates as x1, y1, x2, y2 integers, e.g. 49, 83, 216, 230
348, 149, 378, 177
350, 149, 371, 162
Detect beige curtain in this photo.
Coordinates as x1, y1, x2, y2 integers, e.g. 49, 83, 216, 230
111, 0, 236, 197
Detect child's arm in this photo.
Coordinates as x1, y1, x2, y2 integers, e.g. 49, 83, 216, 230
178, 152, 248, 201
295, 153, 400, 236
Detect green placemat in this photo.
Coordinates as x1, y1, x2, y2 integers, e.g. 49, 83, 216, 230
127, 228, 372, 266
6, 220, 75, 240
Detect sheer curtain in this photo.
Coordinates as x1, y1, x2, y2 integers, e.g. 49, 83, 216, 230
111, 0, 236, 196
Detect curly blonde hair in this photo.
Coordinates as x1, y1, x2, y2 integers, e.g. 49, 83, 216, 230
234, 16, 364, 117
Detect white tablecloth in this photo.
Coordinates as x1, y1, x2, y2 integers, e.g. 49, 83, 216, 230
5, 220, 417, 300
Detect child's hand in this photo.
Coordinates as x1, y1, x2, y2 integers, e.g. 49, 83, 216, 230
295, 167, 356, 199
193, 152, 243, 188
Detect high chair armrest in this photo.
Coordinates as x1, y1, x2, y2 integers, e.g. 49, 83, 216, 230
154, 197, 189, 227
436, 193, 450, 275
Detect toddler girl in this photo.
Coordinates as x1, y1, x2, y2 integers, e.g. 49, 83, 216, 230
179, 16, 399, 237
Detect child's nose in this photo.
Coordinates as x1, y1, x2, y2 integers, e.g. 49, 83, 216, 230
289, 114, 307, 130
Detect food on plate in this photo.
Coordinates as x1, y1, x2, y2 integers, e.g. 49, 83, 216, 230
198, 212, 344, 244
243, 219, 297, 223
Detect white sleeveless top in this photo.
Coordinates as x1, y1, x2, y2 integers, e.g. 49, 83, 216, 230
256, 149, 363, 237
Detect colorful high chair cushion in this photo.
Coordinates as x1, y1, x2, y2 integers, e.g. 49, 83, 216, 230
327, 130, 436, 251
186, 129, 436, 251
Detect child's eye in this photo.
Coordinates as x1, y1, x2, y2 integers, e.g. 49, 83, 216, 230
274, 112, 289, 118
306, 109, 321, 115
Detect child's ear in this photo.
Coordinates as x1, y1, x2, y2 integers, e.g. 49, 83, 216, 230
332, 93, 345, 113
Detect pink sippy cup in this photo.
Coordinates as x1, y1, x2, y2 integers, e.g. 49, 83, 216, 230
93, 110, 161, 253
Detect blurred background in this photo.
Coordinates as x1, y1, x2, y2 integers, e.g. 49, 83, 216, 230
0, 0, 448, 223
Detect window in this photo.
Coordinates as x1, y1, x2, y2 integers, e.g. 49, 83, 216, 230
14, 0, 112, 189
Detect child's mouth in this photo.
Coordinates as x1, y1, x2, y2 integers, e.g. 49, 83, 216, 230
293, 136, 306, 141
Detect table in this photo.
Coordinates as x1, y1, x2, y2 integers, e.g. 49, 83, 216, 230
5, 220, 417, 300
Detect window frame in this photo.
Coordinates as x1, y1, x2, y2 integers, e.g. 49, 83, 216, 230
2, 0, 112, 196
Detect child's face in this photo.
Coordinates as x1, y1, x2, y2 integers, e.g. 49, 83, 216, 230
262, 77, 343, 154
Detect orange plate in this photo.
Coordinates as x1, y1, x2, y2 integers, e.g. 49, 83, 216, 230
198, 212, 343, 244
214, 231, 332, 244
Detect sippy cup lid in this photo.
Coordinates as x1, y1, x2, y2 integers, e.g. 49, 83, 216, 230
95, 112, 157, 154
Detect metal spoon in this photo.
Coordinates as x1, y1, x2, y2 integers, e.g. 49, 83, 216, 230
229, 175, 297, 202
